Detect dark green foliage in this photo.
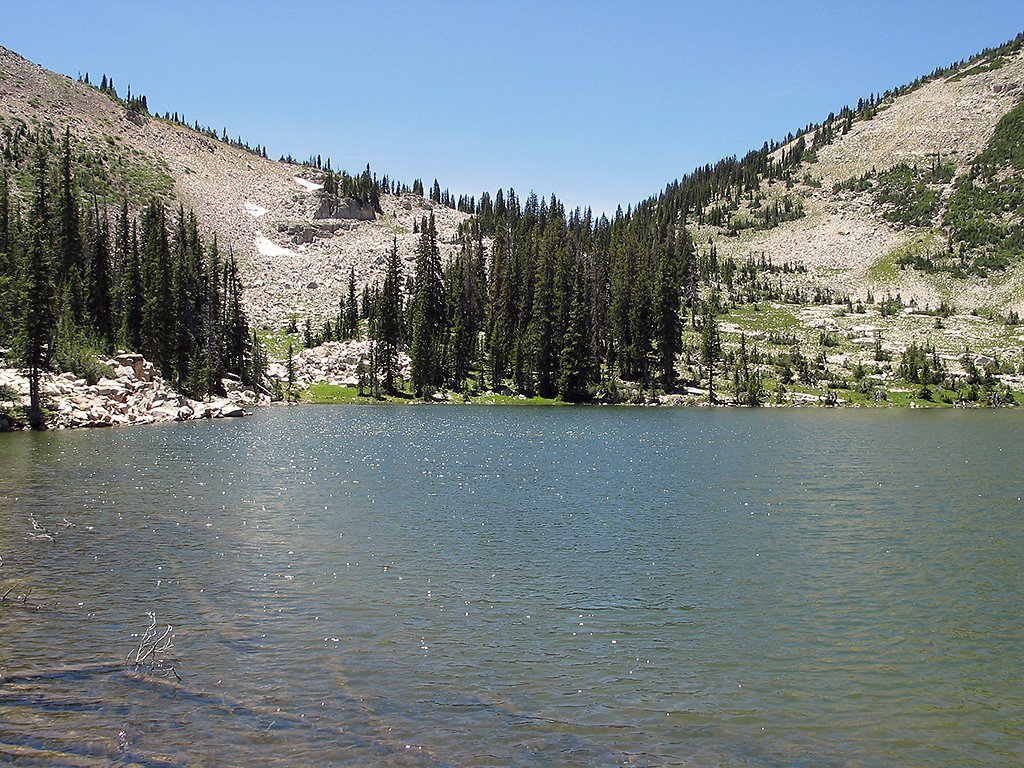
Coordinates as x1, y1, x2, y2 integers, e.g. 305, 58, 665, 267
410, 215, 445, 395
873, 163, 946, 227
699, 296, 722, 403
0, 129, 259, 419
944, 100, 1024, 274
23, 147, 56, 427
557, 266, 593, 402
898, 342, 946, 385
731, 334, 763, 406
374, 237, 403, 391
344, 267, 358, 339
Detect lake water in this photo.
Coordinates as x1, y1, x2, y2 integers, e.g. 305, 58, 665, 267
0, 406, 1022, 767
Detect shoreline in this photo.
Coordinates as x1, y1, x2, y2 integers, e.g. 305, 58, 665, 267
0, 353, 256, 432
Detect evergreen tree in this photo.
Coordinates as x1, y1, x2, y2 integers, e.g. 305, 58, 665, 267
221, 253, 250, 382
558, 266, 593, 402
0, 167, 16, 345
58, 128, 86, 324
410, 214, 445, 396
446, 250, 473, 391
700, 296, 721, 404
24, 147, 56, 429
120, 223, 144, 352
526, 223, 558, 396
345, 267, 358, 338
653, 233, 683, 391
87, 200, 113, 347
140, 201, 174, 374
285, 342, 297, 402
376, 236, 403, 392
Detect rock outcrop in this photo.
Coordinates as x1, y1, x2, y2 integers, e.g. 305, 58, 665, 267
0, 353, 258, 430
265, 339, 410, 389
312, 192, 376, 222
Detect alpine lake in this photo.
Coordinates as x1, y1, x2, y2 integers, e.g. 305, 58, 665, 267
0, 406, 1021, 767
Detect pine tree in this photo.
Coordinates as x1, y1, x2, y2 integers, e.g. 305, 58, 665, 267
222, 253, 250, 382
24, 147, 55, 429
285, 342, 297, 402
87, 200, 113, 347
120, 223, 144, 352
376, 236, 403, 392
58, 128, 86, 325
140, 201, 174, 374
700, 295, 721, 404
447, 251, 473, 391
527, 226, 557, 396
410, 214, 445, 396
0, 167, 16, 345
653, 234, 683, 391
345, 267, 358, 338
558, 266, 592, 402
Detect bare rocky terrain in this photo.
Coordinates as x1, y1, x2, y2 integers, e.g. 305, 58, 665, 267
716, 47, 1024, 314
0, 351, 252, 430
0, 45, 470, 331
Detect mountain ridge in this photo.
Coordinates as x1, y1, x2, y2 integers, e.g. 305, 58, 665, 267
4, 33, 1024, 412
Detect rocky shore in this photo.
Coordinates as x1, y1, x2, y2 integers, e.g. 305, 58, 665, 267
0, 353, 258, 431
264, 339, 409, 389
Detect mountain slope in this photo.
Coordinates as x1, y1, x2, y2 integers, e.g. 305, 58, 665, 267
0, 45, 469, 330
712, 39, 1024, 313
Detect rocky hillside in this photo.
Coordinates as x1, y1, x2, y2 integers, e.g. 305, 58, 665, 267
709, 39, 1024, 313
0, 45, 469, 330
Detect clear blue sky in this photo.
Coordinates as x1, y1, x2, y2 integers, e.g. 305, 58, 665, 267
4, 2, 1024, 215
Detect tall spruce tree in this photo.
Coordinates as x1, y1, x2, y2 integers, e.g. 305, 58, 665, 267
700, 295, 721, 404
140, 201, 174, 373
558, 265, 593, 402
410, 214, 445, 396
345, 267, 358, 338
376, 236, 403, 392
0, 167, 16, 344
120, 223, 144, 352
87, 200, 113, 348
58, 128, 87, 325
24, 147, 55, 429
653, 233, 684, 391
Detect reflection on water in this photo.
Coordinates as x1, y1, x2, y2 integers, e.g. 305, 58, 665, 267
1, 407, 1022, 766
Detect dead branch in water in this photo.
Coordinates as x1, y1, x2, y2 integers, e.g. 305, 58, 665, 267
128, 612, 180, 682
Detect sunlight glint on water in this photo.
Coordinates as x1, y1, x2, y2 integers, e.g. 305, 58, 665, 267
0, 406, 1022, 767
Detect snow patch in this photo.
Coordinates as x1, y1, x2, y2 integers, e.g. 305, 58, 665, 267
244, 202, 268, 218
293, 176, 324, 193
255, 233, 296, 258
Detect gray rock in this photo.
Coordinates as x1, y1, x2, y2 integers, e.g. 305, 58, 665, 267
311, 192, 375, 221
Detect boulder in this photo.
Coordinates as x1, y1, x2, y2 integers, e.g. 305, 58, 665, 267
311, 192, 375, 221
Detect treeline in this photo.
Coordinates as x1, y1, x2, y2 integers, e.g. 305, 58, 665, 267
0, 128, 260, 428
77, 71, 271, 160
352, 194, 697, 402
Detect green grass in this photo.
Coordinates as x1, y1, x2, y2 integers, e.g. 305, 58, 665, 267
257, 329, 305, 359
300, 384, 371, 404
871, 233, 943, 282
723, 304, 801, 333
298, 382, 564, 406
469, 393, 562, 406
294, 379, 1022, 408
947, 56, 1006, 82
